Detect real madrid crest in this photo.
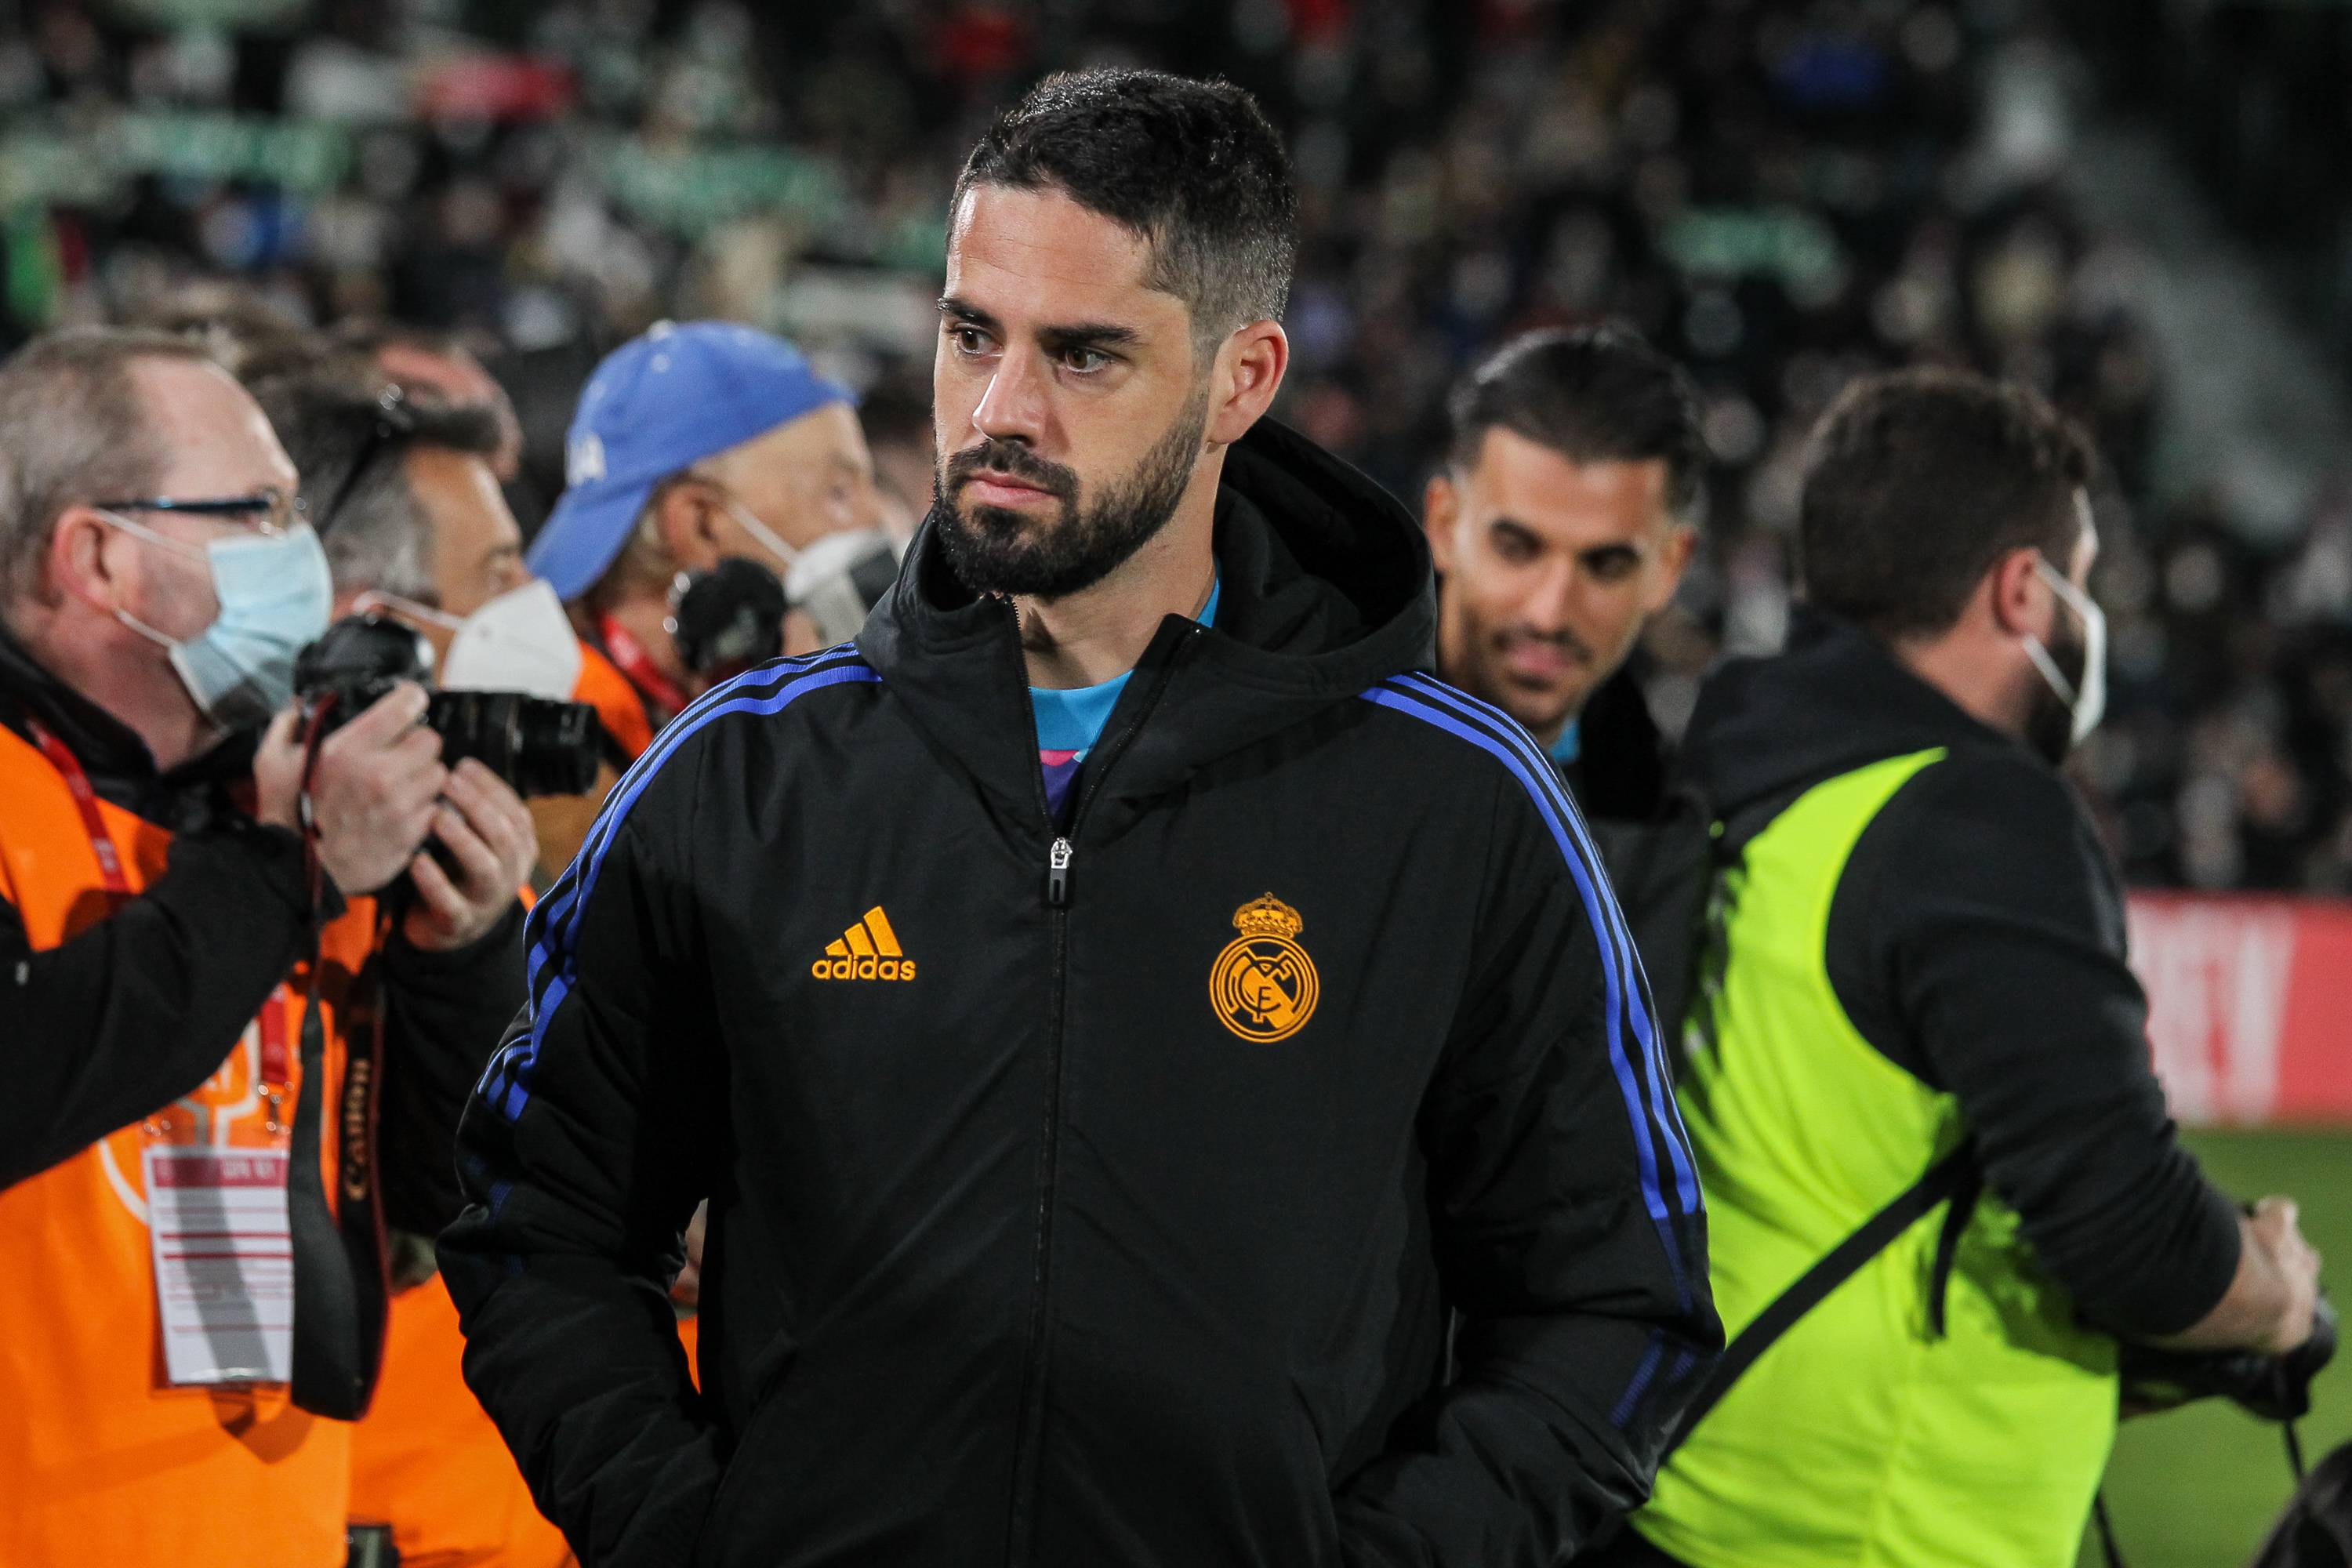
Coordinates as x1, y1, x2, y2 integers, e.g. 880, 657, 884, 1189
1210, 893, 1320, 1043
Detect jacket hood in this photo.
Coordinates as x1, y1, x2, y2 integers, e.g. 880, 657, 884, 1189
858, 416, 1435, 821
1682, 606, 2031, 824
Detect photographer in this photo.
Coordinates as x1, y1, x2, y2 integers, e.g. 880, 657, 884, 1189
1599, 370, 2324, 1568
0, 328, 528, 1567
242, 356, 572, 1568
335, 320, 526, 485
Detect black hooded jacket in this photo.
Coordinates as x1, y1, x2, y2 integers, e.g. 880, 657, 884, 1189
441, 419, 1719, 1568
1679, 609, 2241, 1339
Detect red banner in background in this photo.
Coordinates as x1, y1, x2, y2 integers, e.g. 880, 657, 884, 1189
2129, 893, 2352, 1127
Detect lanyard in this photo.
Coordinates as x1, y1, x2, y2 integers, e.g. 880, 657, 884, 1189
29, 717, 295, 1103
595, 613, 688, 720
27, 720, 132, 899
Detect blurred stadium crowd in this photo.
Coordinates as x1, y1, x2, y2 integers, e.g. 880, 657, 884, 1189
4, 0, 2349, 892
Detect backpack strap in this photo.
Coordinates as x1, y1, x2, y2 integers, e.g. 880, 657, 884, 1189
1663, 1145, 1979, 1458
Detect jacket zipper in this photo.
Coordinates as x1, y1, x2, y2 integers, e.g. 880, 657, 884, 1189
1003, 625, 1195, 1566
1046, 837, 1072, 906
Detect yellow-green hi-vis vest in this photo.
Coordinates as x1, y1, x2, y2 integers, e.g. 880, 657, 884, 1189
1635, 750, 2119, 1568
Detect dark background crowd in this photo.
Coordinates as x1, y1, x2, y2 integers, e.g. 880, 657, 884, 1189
5, 0, 2348, 894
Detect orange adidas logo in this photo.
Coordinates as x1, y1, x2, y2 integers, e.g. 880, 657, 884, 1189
812, 906, 917, 982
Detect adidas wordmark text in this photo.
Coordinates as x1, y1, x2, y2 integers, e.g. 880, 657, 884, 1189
814, 906, 917, 982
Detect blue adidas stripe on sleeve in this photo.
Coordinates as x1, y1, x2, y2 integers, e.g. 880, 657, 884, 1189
1359, 676, 1703, 1298
479, 648, 881, 1122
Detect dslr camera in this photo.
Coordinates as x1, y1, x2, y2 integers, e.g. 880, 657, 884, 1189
294, 615, 600, 798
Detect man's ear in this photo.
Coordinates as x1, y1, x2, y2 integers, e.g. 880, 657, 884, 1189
45, 504, 124, 614
1645, 522, 1699, 614
1985, 546, 2049, 640
1421, 471, 1459, 575
657, 481, 725, 574
1204, 321, 1290, 448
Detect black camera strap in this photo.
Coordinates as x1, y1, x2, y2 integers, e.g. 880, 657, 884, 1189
1662, 1145, 1980, 1459
286, 709, 390, 1421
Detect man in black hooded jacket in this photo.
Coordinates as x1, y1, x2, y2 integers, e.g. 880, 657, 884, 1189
442, 69, 1717, 1568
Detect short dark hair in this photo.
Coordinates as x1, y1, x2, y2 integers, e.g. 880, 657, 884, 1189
953, 69, 1297, 345
246, 359, 502, 602
1799, 368, 2097, 639
0, 328, 219, 605
1446, 324, 1708, 524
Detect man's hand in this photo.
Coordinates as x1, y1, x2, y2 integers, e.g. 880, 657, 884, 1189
256, 684, 448, 895
2247, 1197, 2324, 1355
2161, 1194, 2323, 1356
401, 759, 535, 953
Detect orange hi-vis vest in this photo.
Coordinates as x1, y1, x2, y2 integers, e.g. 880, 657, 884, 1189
574, 640, 654, 763
0, 720, 379, 1568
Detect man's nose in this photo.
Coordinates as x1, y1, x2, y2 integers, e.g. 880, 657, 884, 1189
1519, 559, 1578, 631
971, 352, 1051, 448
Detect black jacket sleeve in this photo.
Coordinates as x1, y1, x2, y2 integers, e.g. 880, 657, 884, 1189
438, 763, 721, 1568
0, 820, 314, 1189
377, 902, 527, 1236
1829, 750, 2243, 1338
1334, 769, 1721, 1566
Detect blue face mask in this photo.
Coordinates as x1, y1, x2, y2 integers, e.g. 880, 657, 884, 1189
100, 513, 335, 733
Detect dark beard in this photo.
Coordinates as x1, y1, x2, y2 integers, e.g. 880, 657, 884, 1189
934, 387, 1209, 600
2026, 617, 2089, 767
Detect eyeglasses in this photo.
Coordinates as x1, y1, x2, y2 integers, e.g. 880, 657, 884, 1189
89, 487, 305, 536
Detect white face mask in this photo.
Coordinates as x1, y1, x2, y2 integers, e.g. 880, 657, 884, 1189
100, 512, 334, 732
784, 527, 904, 647
719, 495, 802, 576
355, 579, 583, 702
2020, 554, 2107, 746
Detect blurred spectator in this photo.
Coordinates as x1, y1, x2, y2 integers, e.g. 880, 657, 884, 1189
254, 369, 521, 632
0, 326, 527, 1566
336, 321, 528, 485
242, 350, 571, 1568
528, 321, 880, 731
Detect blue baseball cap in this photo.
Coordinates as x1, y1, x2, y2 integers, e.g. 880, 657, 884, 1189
528, 321, 854, 601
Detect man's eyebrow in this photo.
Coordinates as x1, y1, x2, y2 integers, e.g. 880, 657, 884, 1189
938, 297, 1142, 353
1036, 321, 1142, 353
938, 296, 999, 331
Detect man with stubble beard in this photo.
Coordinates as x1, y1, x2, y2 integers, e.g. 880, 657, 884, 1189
1425, 324, 1704, 1008
441, 67, 1715, 1568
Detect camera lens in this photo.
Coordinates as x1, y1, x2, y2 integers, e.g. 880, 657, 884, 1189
426, 692, 601, 798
